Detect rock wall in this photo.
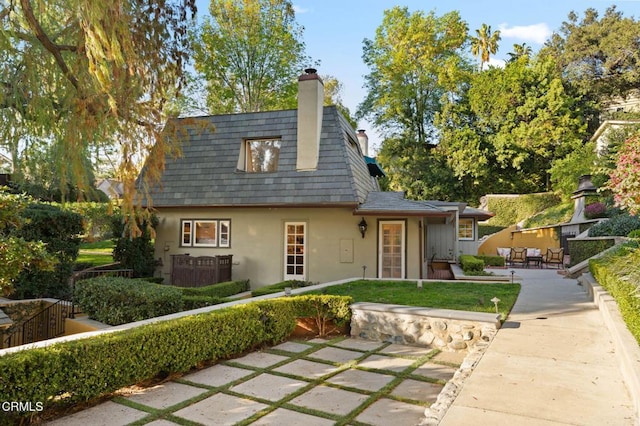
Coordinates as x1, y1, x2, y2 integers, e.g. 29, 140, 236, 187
350, 302, 500, 352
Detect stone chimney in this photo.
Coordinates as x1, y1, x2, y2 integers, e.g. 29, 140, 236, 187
297, 68, 324, 171
570, 175, 598, 222
357, 129, 369, 156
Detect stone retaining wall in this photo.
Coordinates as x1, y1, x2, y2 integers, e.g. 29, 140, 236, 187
350, 302, 501, 352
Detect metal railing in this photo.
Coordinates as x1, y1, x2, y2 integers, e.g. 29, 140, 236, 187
3, 300, 71, 348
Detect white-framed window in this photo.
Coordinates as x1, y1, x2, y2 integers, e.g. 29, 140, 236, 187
181, 219, 231, 248
245, 139, 281, 172
458, 218, 474, 240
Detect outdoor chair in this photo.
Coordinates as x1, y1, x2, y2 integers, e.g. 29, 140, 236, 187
509, 247, 527, 267
543, 248, 564, 269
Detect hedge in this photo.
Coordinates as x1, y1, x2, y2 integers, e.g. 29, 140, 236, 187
588, 213, 640, 237
460, 255, 485, 275
75, 277, 184, 325
179, 280, 250, 298
589, 243, 640, 344
567, 239, 616, 267
0, 295, 353, 423
474, 255, 505, 267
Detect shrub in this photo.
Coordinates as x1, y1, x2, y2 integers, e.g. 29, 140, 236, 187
111, 213, 158, 278
628, 229, 640, 239
12, 203, 83, 299
460, 255, 485, 275
589, 242, 640, 344
568, 239, 616, 266
588, 213, 640, 237
474, 255, 505, 267
0, 295, 352, 423
584, 202, 607, 219
182, 295, 225, 310
179, 280, 250, 298
75, 276, 183, 325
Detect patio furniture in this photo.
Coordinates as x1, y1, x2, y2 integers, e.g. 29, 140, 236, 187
543, 248, 564, 269
509, 247, 527, 267
525, 248, 543, 268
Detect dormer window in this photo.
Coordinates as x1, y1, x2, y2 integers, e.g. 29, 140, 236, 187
244, 139, 281, 172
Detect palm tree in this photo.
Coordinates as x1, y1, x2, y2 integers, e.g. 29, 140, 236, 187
507, 43, 533, 62
470, 24, 501, 71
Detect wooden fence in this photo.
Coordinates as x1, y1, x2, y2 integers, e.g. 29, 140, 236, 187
171, 255, 233, 287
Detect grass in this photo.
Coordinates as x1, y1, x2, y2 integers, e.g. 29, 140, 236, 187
77, 239, 115, 267
304, 279, 520, 320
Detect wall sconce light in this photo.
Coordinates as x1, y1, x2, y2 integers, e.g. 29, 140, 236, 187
358, 218, 368, 238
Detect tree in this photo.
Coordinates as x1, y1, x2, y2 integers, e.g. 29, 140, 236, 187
608, 134, 640, 215
507, 43, 533, 63
357, 7, 470, 201
192, 0, 312, 114
540, 6, 640, 119
470, 24, 501, 71
438, 56, 588, 197
0, 1, 197, 235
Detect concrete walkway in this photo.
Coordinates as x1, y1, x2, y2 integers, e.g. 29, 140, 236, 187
440, 269, 636, 425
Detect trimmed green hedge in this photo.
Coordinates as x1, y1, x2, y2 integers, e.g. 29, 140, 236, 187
460, 255, 485, 275
589, 243, 640, 344
568, 239, 616, 267
75, 277, 184, 325
0, 295, 353, 423
474, 255, 505, 267
179, 280, 250, 298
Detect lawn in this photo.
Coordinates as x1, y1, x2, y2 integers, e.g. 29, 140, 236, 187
77, 239, 115, 267
305, 280, 520, 320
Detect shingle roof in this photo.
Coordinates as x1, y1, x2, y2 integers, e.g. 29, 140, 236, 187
355, 192, 453, 216
146, 106, 378, 208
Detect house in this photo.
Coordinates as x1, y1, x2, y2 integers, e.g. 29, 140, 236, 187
146, 69, 490, 287
96, 178, 124, 200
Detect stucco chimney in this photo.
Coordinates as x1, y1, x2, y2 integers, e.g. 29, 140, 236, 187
297, 68, 324, 171
357, 129, 369, 156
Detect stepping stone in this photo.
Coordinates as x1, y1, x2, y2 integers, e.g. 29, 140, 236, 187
46, 401, 148, 426
232, 351, 289, 368
274, 359, 339, 379
272, 341, 313, 353
334, 339, 387, 352
183, 364, 254, 387
380, 343, 434, 357
251, 408, 334, 426
230, 373, 308, 401
326, 368, 395, 392
391, 378, 443, 402
289, 385, 369, 416
173, 393, 267, 425
357, 354, 415, 372
306, 346, 364, 364
412, 362, 457, 381
355, 398, 425, 426
124, 382, 207, 409
431, 350, 466, 366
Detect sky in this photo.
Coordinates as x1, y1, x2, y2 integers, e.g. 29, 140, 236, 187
195, 1, 640, 153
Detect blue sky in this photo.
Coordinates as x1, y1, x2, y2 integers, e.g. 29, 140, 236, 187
195, 1, 640, 151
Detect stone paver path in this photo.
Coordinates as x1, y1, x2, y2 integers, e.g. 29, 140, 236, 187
47, 338, 457, 425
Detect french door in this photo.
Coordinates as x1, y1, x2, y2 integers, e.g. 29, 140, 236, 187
284, 222, 306, 280
379, 221, 405, 278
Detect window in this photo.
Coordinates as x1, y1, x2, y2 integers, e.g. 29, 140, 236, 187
245, 139, 281, 172
181, 219, 231, 248
458, 218, 474, 240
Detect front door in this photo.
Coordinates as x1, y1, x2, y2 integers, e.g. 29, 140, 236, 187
284, 222, 306, 280
379, 221, 405, 278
